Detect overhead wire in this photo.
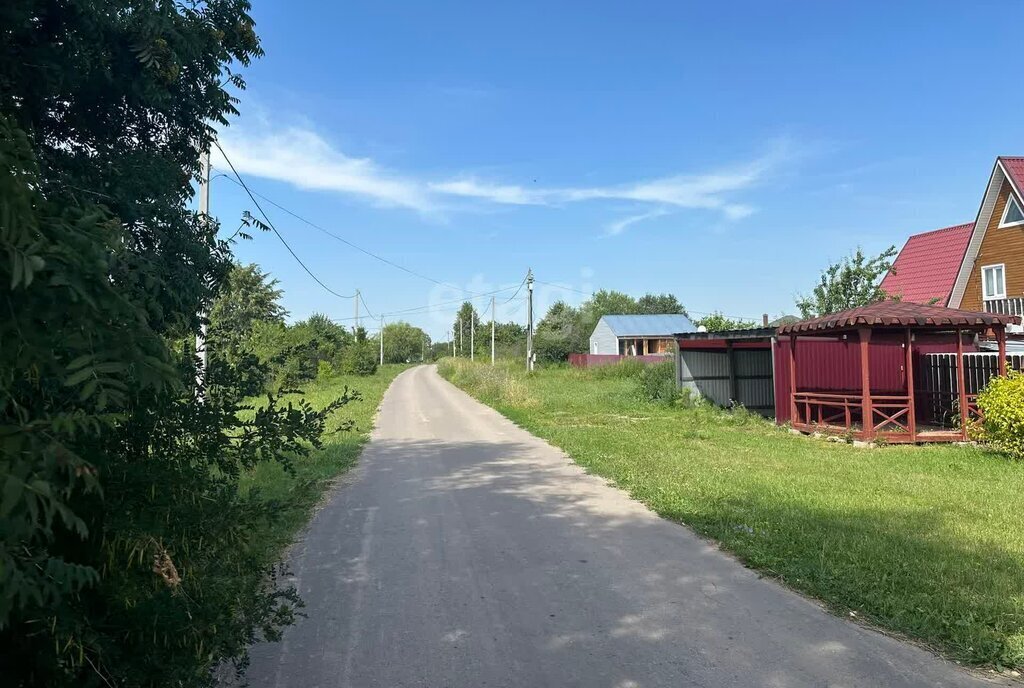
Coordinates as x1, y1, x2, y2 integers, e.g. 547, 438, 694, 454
213, 141, 357, 300
211, 164, 488, 297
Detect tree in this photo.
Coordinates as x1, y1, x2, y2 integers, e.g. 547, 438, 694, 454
209, 263, 287, 340
694, 312, 760, 332
0, 3, 352, 685
378, 321, 429, 363
637, 293, 687, 315
796, 246, 899, 318
535, 301, 582, 362
453, 302, 481, 355
207, 263, 287, 391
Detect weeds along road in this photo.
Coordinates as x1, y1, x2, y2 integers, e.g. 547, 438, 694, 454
245, 364, 1000, 688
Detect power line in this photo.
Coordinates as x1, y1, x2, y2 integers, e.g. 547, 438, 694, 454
212, 165, 486, 297
213, 141, 357, 300
358, 290, 376, 320
502, 274, 529, 304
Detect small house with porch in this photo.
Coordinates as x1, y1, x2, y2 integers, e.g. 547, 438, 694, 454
589, 314, 694, 356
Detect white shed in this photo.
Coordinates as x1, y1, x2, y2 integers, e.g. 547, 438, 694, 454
588, 314, 695, 355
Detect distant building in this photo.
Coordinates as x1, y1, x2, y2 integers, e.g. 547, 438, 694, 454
589, 314, 695, 355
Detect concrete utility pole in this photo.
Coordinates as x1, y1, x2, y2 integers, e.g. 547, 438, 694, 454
379, 316, 384, 365
354, 289, 360, 333
526, 268, 535, 372
422, 336, 425, 362
459, 317, 463, 356
196, 148, 211, 396
471, 310, 475, 362
491, 295, 496, 365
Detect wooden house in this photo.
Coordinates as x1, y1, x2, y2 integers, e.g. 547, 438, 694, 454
882, 156, 1024, 331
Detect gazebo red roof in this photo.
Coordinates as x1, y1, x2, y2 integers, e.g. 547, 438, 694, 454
777, 301, 1019, 334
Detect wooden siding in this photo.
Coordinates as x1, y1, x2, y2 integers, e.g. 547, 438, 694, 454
960, 179, 1024, 311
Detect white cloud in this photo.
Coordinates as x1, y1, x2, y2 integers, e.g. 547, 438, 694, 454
605, 208, 670, 236
216, 126, 436, 212
217, 120, 790, 221
427, 178, 547, 205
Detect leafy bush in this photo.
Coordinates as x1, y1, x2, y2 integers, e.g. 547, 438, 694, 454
637, 361, 679, 404
251, 314, 352, 389
977, 371, 1024, 460
0, 3, 361, 685
341, 342, 379, 376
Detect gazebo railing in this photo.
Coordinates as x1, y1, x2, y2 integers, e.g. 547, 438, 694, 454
791, 392, 914, 437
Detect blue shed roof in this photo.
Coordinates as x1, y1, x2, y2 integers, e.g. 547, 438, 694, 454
599, 314, 695, 337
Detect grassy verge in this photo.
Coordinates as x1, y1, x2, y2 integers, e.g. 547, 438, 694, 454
242, 364, 408, 558
438, 357, 1024, 669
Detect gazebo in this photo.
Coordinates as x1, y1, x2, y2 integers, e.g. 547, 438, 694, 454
777, 301, 1018, 443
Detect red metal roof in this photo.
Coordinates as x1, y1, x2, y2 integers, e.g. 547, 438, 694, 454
879, 222, 974, 306
1000, 156, 1024, 195
777, 301, 1019, 334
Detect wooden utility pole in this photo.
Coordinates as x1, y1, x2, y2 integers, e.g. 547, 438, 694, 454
491, 296, 496, 365
196, 147, 211, 396
526, 269, 534, 371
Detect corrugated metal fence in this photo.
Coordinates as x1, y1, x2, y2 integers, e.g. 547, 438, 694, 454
678, 349, 774, 414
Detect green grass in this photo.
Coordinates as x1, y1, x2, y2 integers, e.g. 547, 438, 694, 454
241, 364, 408, 557
438, 357, 1024, 669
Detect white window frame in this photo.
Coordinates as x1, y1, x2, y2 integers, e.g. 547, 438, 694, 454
982, 263, 1007, 300
998, 193, 1024, 228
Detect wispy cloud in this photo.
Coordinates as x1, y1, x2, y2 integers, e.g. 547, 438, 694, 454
218, 120, 793, 221
605, 208, 670, 236
217, 125, 436, 212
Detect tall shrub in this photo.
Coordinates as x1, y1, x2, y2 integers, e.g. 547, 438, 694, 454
0, 2, 351, 685
977, 371, 1024, 460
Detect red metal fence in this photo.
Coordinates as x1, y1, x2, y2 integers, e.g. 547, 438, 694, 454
568, 353, 669, 368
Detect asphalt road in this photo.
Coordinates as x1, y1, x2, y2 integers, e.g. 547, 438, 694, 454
245, 364, 1001, 688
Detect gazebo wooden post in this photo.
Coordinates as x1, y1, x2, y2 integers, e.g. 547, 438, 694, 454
905, 328, 916, 442
859, 328, 873, 440
788, 335, 798, 425
997, 325, 1007, 377
955, 327, 968, 440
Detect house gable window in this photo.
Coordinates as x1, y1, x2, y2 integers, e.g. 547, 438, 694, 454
982, 263, 1006, 300
999, 194, 1024, 228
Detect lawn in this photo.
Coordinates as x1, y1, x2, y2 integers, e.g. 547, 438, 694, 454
242, 364, 407, 560
438, 358, 1024, 670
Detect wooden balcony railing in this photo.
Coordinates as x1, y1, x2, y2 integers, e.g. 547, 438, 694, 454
984, 297, 1024, 318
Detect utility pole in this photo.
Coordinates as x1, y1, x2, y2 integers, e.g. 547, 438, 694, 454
526, 268, 535, 371
196, 148, 211, 396
491, 295, 496, 365
470, 311, 475, 362
354, 289, 360, 333
379, 316, 384, 365
459, 317, 463, 356
422, 336, 425, 362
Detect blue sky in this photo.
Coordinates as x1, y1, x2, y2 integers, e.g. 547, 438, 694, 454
210, 0, 1024, 340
